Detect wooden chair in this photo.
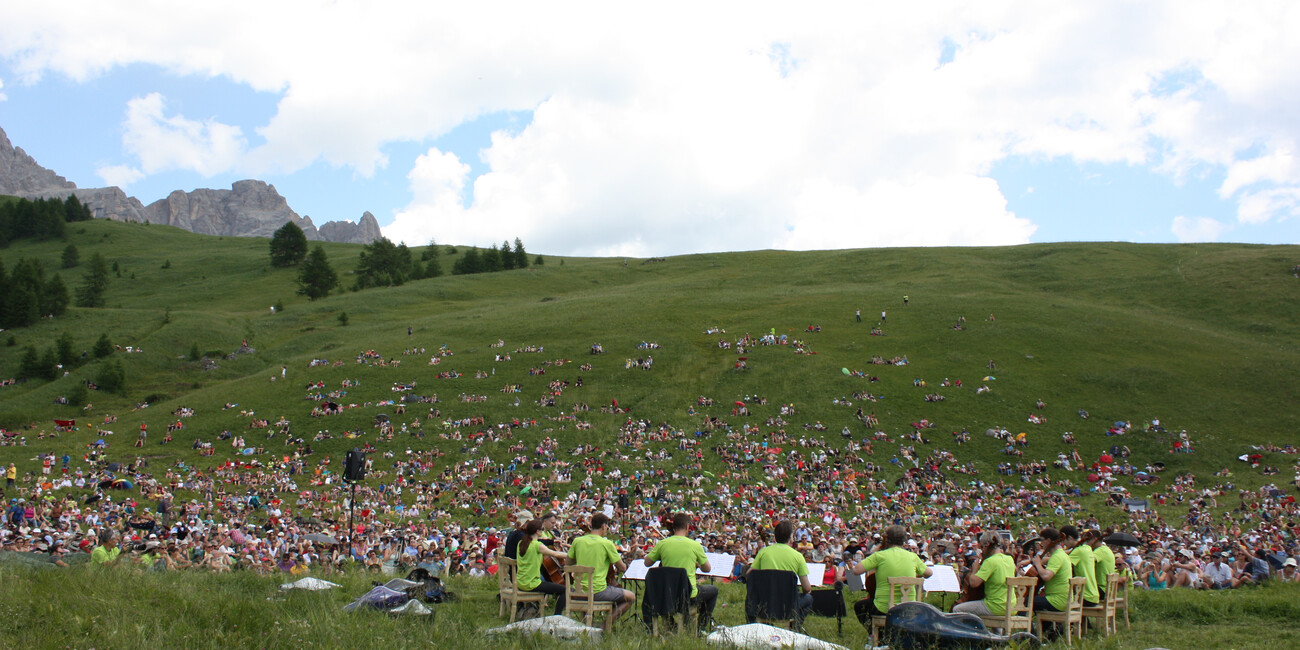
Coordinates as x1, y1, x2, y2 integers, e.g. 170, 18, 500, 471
870, 576, 925, 645
643, 566, 692, 636
564, 564, 615, 628
979, 576, 1036, 635
1036, 576, 1086, 646
1082, 573, 1121, 636
497, 555, 547, 622
744, 569, 801, 629
1112, 572, 1131, 629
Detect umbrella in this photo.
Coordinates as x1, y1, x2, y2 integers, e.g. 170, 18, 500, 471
735, 401, 745, 407
303, 533, 340, 545
1104, 532, 1142, 548
841, 368, 850, 375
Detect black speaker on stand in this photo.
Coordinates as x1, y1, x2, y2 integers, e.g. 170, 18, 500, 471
344, 450, 366, 548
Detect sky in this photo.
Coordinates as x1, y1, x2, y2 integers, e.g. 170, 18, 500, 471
0, 1, 1297, 256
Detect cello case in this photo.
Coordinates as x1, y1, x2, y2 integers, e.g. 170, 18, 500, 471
883, 601, 1039, 649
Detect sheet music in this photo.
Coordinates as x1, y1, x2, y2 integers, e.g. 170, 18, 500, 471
702, 552, 736, 578
806, 563, 826, 586
623, 559, 653, 581
846, 569, 865, 592
924, 564, 961, 593
621, 553, 738, 580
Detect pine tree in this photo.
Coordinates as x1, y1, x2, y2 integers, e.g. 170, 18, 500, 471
296, 245, 339, 300
18, 346, 41, 380
513, 238, 529, 269
269, 221, 309, 267
76, 253, 111, 308
61, 244, 80, 268
501, 240, 516, 270
56, 331, 76, 367
97, 358, 126, 393
38, 347, 60, 380
43, 274, 69, 316
93, 333, 114, 358
482, 244, 503, 272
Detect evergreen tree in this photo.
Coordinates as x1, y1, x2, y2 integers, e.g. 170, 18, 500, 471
76, 253, 111, 308
452, 247, 481, 275
61, 244, 80, 268
0, 258, 7, 326
56, 331, 76, 368
534, 255, 545, 266
513, 238, 529, 269
353, 237, 414, 289
420, 240, 443, 278
296, 245, 339, 300
38, 346, 60, 380
64, 194, 93, 222
482, 244, 503, 272
42, 274, 69, 317
18, 346, 41, 380
97, 358, 126, 393
269, 221, 309, 267
500, 240, 516, 270
93, 333, 114, 358
4, 284, 38, 328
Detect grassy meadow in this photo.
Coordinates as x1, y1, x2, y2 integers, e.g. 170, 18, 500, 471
4, 562, 1300, 649
1, 218, 1299, 648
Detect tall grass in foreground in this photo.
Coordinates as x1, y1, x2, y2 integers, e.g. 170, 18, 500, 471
4, 564, 1299, 649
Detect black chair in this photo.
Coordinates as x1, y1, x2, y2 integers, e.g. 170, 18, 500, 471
745, 569, 800, 628
642, 566, 691, 635
809, 583, 846, 636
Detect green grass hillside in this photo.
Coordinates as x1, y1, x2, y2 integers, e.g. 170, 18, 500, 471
1, 218, 1298, 515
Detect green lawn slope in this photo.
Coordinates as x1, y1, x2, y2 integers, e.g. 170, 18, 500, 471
0, 218, 1298, 518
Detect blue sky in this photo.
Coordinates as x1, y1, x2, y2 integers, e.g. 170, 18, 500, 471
0, 2, 1296, 255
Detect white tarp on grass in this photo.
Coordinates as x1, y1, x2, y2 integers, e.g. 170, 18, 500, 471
706, 623, 848, 650
280, 577, 341, 591
485, 615, 603, 641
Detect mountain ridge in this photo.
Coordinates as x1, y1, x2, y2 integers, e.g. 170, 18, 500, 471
0, 125, 380, 244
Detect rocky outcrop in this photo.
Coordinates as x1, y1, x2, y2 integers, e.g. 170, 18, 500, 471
1, 125, 380, 244
0, 125, 77, 196
140, 180, 325, 240
319, 211, 383, 244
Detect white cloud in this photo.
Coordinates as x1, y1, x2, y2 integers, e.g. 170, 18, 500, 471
3, 1, 1300, 252
119, 92, 246, 176
96, 164, 144, 188
0, 76, 6, 101
1171, 215, 1230, 243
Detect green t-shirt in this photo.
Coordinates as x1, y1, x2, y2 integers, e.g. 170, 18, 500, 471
1093, 544, 1116, 586
1069, 544, 1098, 604
857, 546, 927, 613
751, 542, 810, 577
90, 545, 121, 564
568, 533, 619, 594
1044, 547, 1073, 611
516, 539, 545, 591
646, 535, 708, 597
974, 553, 1016, 616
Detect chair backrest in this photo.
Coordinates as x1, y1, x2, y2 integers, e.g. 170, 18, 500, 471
745, 569, 799, 621
1066, 576, 1087, 611
1005, 576, 1037, 617
564, 564, 598, 602
886, 576, 925, 609
497, 553, 514, 591
1101, 573, 1120, 607
644, 566, 691, 618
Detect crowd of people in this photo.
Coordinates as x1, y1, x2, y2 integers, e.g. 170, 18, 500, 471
2, 315, 1297, 640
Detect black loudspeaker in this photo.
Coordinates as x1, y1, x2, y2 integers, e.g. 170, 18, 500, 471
344, 450, 366, 482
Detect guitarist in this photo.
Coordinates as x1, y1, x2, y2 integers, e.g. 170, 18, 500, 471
852, 525, 932, 626
953, 532, 1014, 617
516, 518, 569, 615
645, 512, 717, 633
568, 513, 635, 631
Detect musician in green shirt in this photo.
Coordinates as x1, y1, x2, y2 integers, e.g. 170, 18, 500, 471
1029, 526, 1074, 640
852, 525, 932, 625
954, 532, 1016, 617
567, 513, 635, 631
1067, 526, 1099, 606
645, 513, 717, 632
748, 520, 813, 621
516, 518, 569, 615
